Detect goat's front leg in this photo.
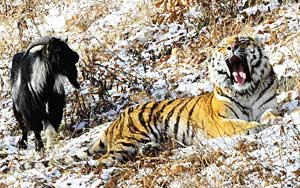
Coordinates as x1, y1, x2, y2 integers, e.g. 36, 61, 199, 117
34, 131, 44, 151
48, 91, 65, 131
17, 130, 28, 149
44, 91, 65, 150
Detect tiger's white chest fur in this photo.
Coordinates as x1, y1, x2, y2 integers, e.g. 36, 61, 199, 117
223, 74, 278, 122
211, 36, 278, 122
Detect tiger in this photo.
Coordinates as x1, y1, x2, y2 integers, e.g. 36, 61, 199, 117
88, 35, 278, 167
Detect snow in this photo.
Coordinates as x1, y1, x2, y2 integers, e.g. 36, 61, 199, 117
44, 9, 66, 33
1, 0, 300, 187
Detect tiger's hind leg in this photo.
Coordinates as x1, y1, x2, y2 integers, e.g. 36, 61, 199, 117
139, 142, 161, 156
88, 130, 108, 156
97, 139, 138, 167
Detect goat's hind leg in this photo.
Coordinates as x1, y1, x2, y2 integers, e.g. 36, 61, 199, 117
13, 104, 28, 149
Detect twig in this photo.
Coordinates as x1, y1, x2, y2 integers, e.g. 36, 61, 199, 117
89, 36, 151, 85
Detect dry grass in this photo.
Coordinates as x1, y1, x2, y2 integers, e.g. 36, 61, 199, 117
1, 1, 300, 187
1, 0, 298, 134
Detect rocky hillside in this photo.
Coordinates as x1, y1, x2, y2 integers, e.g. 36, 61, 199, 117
0, 0, 300, 187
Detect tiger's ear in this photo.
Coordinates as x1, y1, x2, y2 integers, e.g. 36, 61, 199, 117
252, 36, 264, 47
257, 38, 264, 47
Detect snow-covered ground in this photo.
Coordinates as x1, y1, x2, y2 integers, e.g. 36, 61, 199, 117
0, 0, 300, 187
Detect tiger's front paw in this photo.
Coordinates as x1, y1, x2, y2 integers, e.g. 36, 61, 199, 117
245, 122, 266, 135
260, 109, 281, 125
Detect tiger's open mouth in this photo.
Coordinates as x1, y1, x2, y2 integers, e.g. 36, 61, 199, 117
226, 55, 250, 85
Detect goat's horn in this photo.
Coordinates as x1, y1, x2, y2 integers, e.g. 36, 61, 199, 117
23, 36, 52, 57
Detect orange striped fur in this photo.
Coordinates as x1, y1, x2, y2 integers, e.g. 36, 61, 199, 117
88, 36, 278, 166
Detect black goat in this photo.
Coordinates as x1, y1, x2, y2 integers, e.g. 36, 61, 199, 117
11, 37, 80, 151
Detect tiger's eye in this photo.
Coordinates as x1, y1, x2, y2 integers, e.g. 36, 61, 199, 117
227, 47, 231, 50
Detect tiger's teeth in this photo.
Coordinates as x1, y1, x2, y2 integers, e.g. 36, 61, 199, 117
233, 70, 246, 84
232, 65, 247, 84
232, 61, 246, 84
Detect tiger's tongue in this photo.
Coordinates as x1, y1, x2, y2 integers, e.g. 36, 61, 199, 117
232, 63, 246, 84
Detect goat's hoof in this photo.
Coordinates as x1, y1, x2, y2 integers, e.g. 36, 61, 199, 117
35, 143, 44, 152
17, 142, 27, 150
17, 138, 28, 149
36, 147, 45, 153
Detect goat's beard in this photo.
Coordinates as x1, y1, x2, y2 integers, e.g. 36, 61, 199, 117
69, 77, 80, 89
66, 69, 80, 89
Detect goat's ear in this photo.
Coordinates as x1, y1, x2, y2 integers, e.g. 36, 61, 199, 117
60, 36, 68, 43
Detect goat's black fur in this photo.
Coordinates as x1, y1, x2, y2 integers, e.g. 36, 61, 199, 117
11, 37, 79, 151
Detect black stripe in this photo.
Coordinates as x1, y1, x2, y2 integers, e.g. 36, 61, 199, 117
182, 133, 186, 145
217, 70, 228, 75
127, 107, 141, 134
250, 47, 262, 72
127, 113, 139, 134
216, 89, 252, 118
164, 102, 179, 132
128, 106, 134, 113
155, 99, 176, 142
161, 99, 176, 112
188, 97, 201, 118
258, 47, 262, 58
108, 124, 116, 146
217, 112, 226, 118
114, 115, 123, 138
253, 60, 261, 68
186, 97, 202, 138
217, 90, 249, 110
258, 93, 276, 109
257, 73, 275, 99
251, 59, 262, 74
191, 128, 195, 141
249, 80, 260, 94
138, 102, 150, 132
224, 104, 240, 119
99, 140, 105, 148
125, 107, 135, 134
119, 142, 136, 148
109, 149, 132, 156
124, 136, 147, 143
127, 110, 151, 139
173, 98, 193, 139
148, 102, 160, 141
